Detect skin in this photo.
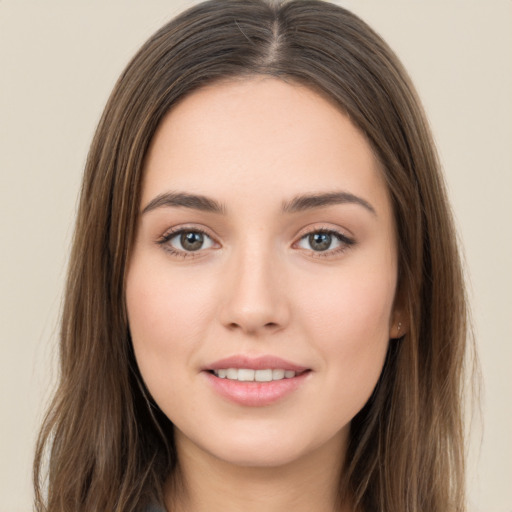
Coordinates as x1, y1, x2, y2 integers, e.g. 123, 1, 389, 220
126, 77, 404, 512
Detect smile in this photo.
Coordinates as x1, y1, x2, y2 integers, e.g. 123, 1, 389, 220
204, 356, 311, 407
212, 368, 298, 381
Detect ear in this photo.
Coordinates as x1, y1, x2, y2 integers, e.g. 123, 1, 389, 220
389, 286, 409, 339
389, 313, 407, 339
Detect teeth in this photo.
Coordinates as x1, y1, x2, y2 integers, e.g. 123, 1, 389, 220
255, 369, 272, 382
226, 368, 238, 379
272, 369, 285, 380
238, 369, 255, 381
212, 368, 297, 381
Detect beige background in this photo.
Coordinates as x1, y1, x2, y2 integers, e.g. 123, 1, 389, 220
1, 1, 510, 511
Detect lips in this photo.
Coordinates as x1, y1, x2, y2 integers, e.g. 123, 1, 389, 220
203, 355, 311, 407
204, 355, 309, 373
212, 368, 298, 381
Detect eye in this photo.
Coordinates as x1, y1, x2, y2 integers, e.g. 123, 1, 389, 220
296, 229, 355, 254
159, 228, 215, 255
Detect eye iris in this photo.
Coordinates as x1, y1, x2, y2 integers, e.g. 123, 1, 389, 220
180, 231, 204, 251
309, 232, 331, 251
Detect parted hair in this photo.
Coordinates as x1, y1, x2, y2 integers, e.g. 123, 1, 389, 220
34, 1, 471, 511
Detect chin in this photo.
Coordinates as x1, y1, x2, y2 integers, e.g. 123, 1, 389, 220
176, 420, 348, 470
210, 441, 308, 468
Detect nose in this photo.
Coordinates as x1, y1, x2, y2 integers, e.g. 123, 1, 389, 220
218, 243, 290, 336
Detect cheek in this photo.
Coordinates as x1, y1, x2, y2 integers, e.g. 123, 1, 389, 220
127, 261, 214, 346
293, 261, 395, 413
297, 264, 395, 346
125, 257, 218, 404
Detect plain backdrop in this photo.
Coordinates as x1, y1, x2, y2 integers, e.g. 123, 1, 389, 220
0, 1, 511, 511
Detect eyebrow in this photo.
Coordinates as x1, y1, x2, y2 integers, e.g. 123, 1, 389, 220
142, 190, 376, 216
142, 192, 226, 215
282, 191, 376, 215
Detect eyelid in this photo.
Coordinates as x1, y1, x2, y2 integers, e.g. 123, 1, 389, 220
157, 225, 220, 258
292, 225, 356, 256
155, 223, 355, 259
294, 223, 355, 241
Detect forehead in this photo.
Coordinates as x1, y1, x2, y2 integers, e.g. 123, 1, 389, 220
141, 77, 390, 215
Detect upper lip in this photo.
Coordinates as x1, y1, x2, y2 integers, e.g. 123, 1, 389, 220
204, 355, 309, 372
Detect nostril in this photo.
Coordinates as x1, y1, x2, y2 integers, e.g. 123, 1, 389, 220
225, 321, 280, 333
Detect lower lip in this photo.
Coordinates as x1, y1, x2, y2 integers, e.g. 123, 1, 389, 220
203, 371, 310, 407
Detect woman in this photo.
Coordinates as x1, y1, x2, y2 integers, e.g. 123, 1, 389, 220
33, 1, 471, 511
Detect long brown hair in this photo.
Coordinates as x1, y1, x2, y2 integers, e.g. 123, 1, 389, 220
34, 1, 472, 510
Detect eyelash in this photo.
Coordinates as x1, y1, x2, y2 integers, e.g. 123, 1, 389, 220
157, 227, 214, 259
157, 226, 355, 259
295, 228, 355, 258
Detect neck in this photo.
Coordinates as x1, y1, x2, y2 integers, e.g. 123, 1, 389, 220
165, 429, 352, 512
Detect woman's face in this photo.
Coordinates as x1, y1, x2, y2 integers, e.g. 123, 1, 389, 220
126, 78, 402, 468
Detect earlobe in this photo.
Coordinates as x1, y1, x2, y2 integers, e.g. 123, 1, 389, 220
389, 314, 407, 339
389, 281, 408, 339
389, 321, 402, 339
389, 289, 408, 339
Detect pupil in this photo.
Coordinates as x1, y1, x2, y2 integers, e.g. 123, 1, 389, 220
309, 232, 331, 251
181, 231, 203, 251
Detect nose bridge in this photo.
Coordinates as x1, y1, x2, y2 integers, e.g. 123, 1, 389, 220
220, 234, 288, 334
